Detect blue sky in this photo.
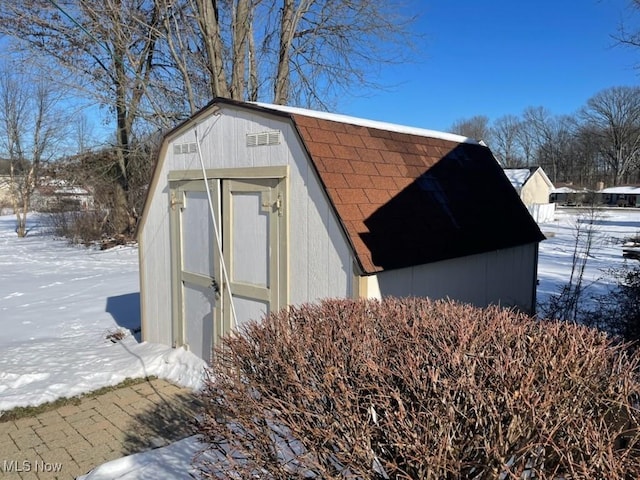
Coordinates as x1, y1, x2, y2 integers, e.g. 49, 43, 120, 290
339, 0, 640, 132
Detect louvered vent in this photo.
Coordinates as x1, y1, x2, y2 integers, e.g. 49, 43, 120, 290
247, 131, 281, 147
173, 142, 197, 155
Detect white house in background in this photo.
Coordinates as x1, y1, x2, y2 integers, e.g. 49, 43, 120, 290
0, 175, 11, 209
137, 98, 545, 361
0, 176, 93, 212
503, 166, 555, 223
598, 186, 640, 207
549, 185, 594, 206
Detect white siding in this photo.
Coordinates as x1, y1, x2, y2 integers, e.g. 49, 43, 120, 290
521, 171, 552, 206
139, 105, 354, 344
366, 243, 538, 313
527, 203, 555, 224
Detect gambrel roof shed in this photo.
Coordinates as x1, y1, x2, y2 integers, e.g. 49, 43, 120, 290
138, 98, 545, 360
279, 105, 545, 273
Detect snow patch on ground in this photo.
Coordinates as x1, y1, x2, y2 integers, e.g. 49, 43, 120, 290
77, 436, 205, 480
0, 214, 206, 414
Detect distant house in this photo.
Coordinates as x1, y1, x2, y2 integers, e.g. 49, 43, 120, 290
503, 166, 555, 223
598, 186, 640, 207
0, 175, 11, 211
0, 175, 10, 196
0, 174, 94, 213
137, 98, 545, 361
32, 180, 94, 212
549, 184, 594, 206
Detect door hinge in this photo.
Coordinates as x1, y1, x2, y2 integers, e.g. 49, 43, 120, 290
261, 192, 283, 216
170, 191, 184, 211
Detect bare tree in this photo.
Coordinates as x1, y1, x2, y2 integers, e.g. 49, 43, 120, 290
73, 113, 95, 155
158, 0, 211, 115
449, 115, 492, 143
192, 0, 229, 98
491, 114, 523, 167
514, 112, 537, 166
0, 0, 419, 236
0, 65, 66, 236
191, 0, 418, 107
0, 0, 182, 233
580, 86, 640, 185
540, 208, 602, 322
565, 124, 606, 188
613, 2, 640, 59
521, 107, 575, 183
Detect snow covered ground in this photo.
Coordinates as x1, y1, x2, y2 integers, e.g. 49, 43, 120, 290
536, 207, 640, 308
1, 208, 640, 479
0, 214, 206, 413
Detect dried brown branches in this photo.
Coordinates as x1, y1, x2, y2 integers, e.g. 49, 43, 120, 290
195, 298, 640, 479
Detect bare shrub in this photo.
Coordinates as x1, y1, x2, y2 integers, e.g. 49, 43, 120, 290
585, 264, 640, 347
539, 208, 602, 323
47, 209, 107, 246
47, 141, 156, 244
195, 298, 640, 479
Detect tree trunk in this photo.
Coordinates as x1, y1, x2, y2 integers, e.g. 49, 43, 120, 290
9, 163, 36, 238
247, 20, 258, 101
231, 0, 250, 99
274, 0, 295, 104
194, 0, 229, 98
112, 182, 131, 235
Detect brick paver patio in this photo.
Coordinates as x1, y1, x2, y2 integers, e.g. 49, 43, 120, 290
0, 378, 202, 479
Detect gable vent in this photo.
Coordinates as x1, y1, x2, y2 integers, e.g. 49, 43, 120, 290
173, 142, 197, 155
247, 131, 281, 147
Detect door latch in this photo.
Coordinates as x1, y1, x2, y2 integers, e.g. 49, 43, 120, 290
211, 278, 220, 298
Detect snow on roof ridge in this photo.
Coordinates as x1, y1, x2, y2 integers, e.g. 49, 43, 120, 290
252, 102, 480, 145
502, 168, 532, 187
599, 185, 640, 193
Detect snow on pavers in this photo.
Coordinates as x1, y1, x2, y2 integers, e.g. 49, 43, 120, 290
0, 378, 201, 479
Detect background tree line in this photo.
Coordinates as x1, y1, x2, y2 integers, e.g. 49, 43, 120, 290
1, 0, 640, 240
449, 85, 640, 189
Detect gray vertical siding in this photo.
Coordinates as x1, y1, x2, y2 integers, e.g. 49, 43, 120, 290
372, 243, 538, 314
139, 105, 354, 345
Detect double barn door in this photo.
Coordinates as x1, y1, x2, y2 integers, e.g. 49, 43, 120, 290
169, 173, 286, 361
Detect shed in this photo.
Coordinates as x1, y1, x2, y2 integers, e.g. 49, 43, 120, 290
138, 98, 545, 361
503, 166, 554, 205
503, 166, 555, 223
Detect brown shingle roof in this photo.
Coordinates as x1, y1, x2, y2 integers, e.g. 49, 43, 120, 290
203, 99, 545, 275
289, 112, 545, 274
